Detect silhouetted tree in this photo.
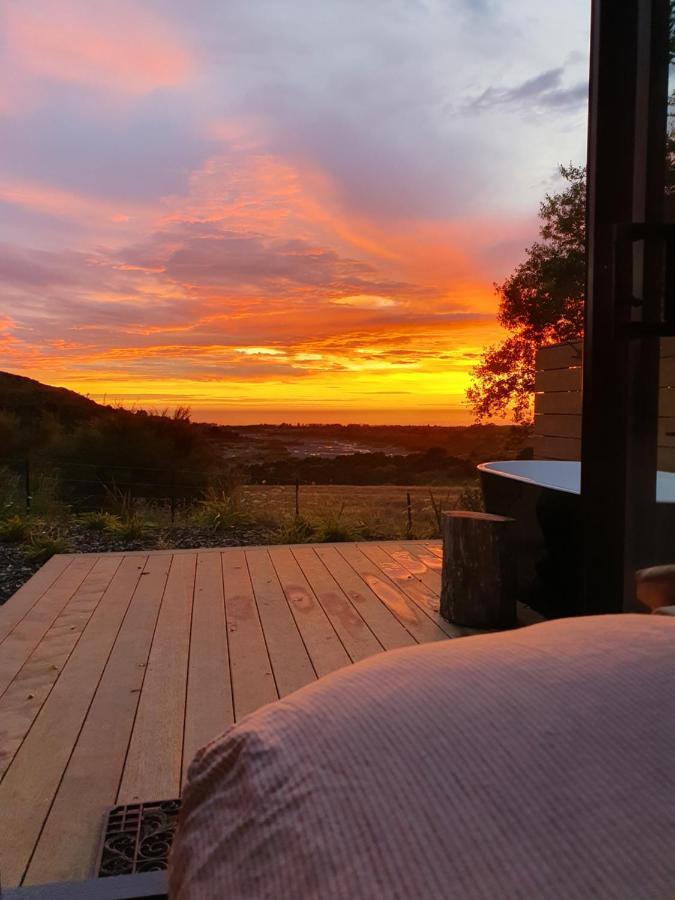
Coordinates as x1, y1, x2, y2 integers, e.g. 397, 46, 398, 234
467, 165, 586, 423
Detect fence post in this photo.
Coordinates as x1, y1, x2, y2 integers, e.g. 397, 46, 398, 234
170, 470, 176, 524
24, 457, 31, 515
295, 479, 300, 517
406, 491, 413, 539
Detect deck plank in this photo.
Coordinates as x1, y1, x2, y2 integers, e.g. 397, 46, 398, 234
0, 539, 460, 886
399, 542, 443, 571
381, 542, 443, 594
313, 545, 416, 650
245, 549, 316, 698
425, 543, 443, 558
379, 543, 480, 635
335, 544, 448, 643
118, 554, 195, 804
222, 549, 277, 720
0, 554, 147, 888
268, 546, 351, 677
0, 556, 123, 778
291, 546, 383, 663
0, 555, 72, 644
0, 557, 97, 697
22, 556, 158, 886
182, 552, 233, 785
356, 543, 466, 638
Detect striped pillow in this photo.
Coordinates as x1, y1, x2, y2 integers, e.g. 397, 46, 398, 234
170, 615, 675, 899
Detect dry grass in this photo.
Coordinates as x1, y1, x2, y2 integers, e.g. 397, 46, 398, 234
238, 483, 466, 540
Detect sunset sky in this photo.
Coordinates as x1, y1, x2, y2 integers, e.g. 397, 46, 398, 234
0, 0, 589, 424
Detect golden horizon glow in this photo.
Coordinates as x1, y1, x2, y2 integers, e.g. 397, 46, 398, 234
0, 1, 589, 424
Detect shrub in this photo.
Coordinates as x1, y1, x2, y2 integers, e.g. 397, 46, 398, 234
428, 490, 452, 537
0, 466, 21, 516
78, 511, 120, 531
272, 516, 315, 544
23, 531, 71, 563
105, 516, 149, 541
316, 520, 363, 542
315, 502, 364, 542
194, 489, 248, 531
454, 483, 484, 512
153, 533, 175, 551
0, 515, 33, 543
102, 485, 137, 520
30, 473, 66, 518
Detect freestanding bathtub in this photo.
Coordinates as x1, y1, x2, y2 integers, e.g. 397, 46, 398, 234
478, 459, 675, 616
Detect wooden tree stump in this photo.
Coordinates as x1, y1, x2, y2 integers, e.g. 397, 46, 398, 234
441, 511, 517, 629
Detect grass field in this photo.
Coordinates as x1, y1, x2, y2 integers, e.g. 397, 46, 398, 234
0, 480, 484, 603
238, 482, 478, 540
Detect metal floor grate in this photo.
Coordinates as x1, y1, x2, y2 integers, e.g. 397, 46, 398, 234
97, 800, 182, 878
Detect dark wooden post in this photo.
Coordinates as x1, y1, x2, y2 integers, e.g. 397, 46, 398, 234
170, 470, 176, 524
581, 0, 670, 612
441, 511, 516, 629
24, 457, 31, 515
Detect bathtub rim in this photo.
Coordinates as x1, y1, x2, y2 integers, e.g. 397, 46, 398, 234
478, 459, 675, 504
477, 460, 580, 496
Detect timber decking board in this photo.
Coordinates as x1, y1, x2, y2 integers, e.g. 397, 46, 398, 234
0, 555, 152, 887
0, 555, 73, 644
334, 543, 447, 643
23, 556, 152, 885
0, 557, 98, 697
352, 543, 462, 639
382, 542, 443, 594
222, 549, 278, 720
0, 540, 457, 889
291, 546, 383, 664
244, 549, 316, 699
425, 543, 444, 558
182, 552, 234, 786
117, 554, 194, 804
0, 556, 123, 779
268, 546, 351, 677
312, 545, 415, 651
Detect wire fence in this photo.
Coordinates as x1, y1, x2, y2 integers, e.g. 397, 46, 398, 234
0, 456, 219, 521
0, 455, 482, 544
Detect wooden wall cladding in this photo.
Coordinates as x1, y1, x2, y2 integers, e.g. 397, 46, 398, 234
534, 339, 675, 470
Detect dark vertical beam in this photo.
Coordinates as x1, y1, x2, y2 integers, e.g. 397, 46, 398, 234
581, 0, 639, 613
630, 0, 670, 570
581, 0, 670, 613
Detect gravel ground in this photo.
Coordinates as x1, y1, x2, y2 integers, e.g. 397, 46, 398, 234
0, 545, 43, 605
0, 522, 274, 605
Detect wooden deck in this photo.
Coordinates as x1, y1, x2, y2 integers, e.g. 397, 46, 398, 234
0, 539, 474, 888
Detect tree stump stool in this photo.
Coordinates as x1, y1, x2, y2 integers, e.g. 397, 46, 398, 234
441, 511, 517, 629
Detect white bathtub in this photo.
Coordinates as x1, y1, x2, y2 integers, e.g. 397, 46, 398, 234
478, 459, 675, 503
477, 459, 675, 616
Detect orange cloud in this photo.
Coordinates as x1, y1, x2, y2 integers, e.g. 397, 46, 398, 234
332, 295, 399, 309
0, 125, 515, 424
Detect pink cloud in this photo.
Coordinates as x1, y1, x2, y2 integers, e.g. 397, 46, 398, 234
0, 177, 155, 229
3, 1, 193, 95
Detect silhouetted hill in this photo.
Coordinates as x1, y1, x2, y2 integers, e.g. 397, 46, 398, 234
0, 371, 110, 426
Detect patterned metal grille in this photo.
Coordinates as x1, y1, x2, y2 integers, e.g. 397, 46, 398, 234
97, 800, 182, 877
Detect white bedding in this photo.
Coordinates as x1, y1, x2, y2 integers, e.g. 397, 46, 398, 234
170, 615, 675, 899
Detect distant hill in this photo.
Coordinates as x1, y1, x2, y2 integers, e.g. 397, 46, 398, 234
0, 371, 531, 502
0, 371, 110, 426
